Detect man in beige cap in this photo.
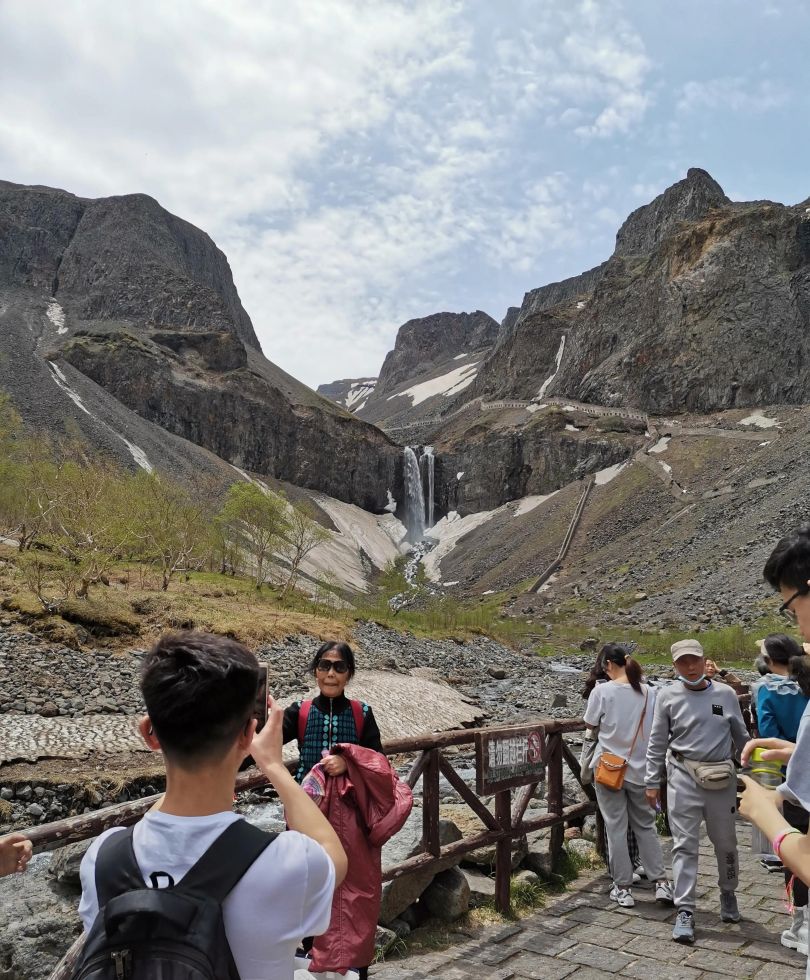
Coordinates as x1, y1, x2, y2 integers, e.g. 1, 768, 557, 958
645, 638, 749, 944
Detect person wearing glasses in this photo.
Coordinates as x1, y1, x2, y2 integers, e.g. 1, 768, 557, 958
283, 641, 384, 782
283, 641, 385, 980
740, 528, 810, 978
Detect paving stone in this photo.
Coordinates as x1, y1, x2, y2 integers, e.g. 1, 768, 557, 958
622, 956, 704, 980
558, 941, 636, 973
510, 931, 577, 958
502, 953, 577, 980
738, 938, 806, 965
622, 934, 688, 963
683, 947, 761, 977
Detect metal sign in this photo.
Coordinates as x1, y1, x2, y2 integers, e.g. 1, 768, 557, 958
475, 724, 546, 795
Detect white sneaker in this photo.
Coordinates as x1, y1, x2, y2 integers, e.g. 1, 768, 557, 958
781, 907, 809, 955
655, 880, 675, 906
610, 885, 635, 908
634, 864, 646, 881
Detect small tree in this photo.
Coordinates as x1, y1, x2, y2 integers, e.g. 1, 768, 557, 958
219, 482, 289, 588
279, 501, 329, 598
128, 472, 208, 590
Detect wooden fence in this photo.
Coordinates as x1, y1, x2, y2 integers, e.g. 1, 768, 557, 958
39, 717, 596, 978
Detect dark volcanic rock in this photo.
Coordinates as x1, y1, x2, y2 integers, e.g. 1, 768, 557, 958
614, 167, 729, 257
369, 310, 500, 399
317, 377, 377, 412
0, 180, 403, 509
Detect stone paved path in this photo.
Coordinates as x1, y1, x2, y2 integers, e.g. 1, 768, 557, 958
372, 828, 806, 979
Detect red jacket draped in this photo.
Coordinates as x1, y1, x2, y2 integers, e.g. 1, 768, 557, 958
303, 743, 413, 974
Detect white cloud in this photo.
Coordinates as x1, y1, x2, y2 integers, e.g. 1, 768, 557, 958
677, 76, 789, 114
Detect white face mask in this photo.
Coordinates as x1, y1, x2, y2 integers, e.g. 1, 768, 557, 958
677, 673, 706, 688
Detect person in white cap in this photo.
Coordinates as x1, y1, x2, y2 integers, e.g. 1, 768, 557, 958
645, 638, 749, 944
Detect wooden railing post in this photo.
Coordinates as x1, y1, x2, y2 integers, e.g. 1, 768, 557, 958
495, 790, 512, 914
422, 748, 441, 858
546, 731, 565, 863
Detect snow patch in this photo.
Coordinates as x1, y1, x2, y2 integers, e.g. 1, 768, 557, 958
565, 424, 580, 432
345, 380, 376, 411
423, 508, 500, 582
456, 471, 464, 480
660, 461, 672, 475
482, 589, 495, 595
443, 580, 460, 586
230, 465, 272, 494
513, 490, 558, 517
304, 496, 408, 593
759, 441, 772, 447
526, 403, 546, 414
453, 353, 469, 360
595, 461, 629, 485
390, 362, 479, 407
46, 301, 67, 334
740, 413, 780, 429
649, 436, 670, 454
536, 334, 566, 399
47, 362, 152, 471
384, 490, 397, 513
576, 301, 586, 310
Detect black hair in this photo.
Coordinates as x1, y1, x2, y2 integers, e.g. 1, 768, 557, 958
600, 642, 643, 693
754, 653, 771, 677
581, 651, 608, 700
791, 655, 810, 698
764, 526, 810, 593
762, 633, 804, 666
310, 640, 356, 679
141, 631, 259, 766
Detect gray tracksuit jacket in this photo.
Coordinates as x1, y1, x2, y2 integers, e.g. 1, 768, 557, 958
645, 680, 749, 788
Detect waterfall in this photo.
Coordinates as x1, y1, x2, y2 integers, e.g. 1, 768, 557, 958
403, 447, 425, 541
422, 446, 435, 529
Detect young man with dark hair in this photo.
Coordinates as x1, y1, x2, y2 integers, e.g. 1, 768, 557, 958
645, 638, 749, 945
78, 631, 347, 979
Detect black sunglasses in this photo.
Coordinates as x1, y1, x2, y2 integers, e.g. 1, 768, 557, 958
316, 659, 348, 674
779, 588, 808, 622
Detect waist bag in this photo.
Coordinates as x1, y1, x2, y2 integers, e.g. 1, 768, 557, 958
676, 754, 735, 790
594, 691, 648, 792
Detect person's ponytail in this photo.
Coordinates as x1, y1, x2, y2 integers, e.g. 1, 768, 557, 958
625, 655, 643, 693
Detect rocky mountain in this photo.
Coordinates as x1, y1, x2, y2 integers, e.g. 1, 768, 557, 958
0, 180, 402, 511
465, 168, 810, 414
317, 377, 377, 413
356, 310, 500, 430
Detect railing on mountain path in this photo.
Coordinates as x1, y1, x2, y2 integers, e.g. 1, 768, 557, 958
41, 718, 600, 979
526, 477, 594, 594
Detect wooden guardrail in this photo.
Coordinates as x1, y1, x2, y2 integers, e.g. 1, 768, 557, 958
527, 477, 594, 594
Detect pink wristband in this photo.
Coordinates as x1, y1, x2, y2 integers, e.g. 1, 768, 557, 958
773, 828, 801, 860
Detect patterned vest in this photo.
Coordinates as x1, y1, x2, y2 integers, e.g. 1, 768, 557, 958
295, 698, 369, 782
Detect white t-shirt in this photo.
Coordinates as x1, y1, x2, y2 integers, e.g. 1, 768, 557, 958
79, 811, 335, 980
583, 681, 655, 785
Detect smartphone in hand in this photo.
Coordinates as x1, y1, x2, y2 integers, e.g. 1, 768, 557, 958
254, 665, 268, 733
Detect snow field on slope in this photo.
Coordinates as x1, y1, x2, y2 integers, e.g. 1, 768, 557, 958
389, 362, 479, 407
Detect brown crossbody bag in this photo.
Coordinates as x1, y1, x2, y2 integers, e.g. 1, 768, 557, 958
594, 690, 648, 791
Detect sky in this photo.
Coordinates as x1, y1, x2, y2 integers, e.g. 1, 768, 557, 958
2, 0, 809, 389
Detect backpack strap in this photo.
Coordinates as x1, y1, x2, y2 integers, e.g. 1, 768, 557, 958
350, 699, 366, 740
298, 698, 312, 744
177, 820, 277, 904
95, 827, 144, 908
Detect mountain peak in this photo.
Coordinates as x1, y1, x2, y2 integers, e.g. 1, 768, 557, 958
614, 167, 729, 257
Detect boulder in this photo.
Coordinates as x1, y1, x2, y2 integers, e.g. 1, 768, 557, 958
49, 840, 93, 889
421, 867, 471, 922
461, 868, 497, 907
379, 812, 462, 925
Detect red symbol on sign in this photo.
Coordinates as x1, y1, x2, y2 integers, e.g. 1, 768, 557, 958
527, 732, 542, 763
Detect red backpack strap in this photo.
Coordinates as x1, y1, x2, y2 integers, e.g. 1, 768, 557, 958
350, 699, 366, 740
297, 699, 312, 744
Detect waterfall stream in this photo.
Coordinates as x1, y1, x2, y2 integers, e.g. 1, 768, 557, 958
422, 446, 435, 529
403, 446, 426, 541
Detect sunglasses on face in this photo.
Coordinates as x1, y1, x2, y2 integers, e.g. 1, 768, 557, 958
779, 588, 807, 623
316, 660, 348, 674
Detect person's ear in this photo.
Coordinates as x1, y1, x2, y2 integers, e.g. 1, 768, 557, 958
238, 717, 257, 751
139, 716, 161, 752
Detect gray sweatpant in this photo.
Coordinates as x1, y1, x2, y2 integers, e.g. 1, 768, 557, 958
666, 762, 738, 911
595, 780, 666, 888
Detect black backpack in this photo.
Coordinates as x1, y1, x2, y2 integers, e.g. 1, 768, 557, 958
72, 820, 277, 980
